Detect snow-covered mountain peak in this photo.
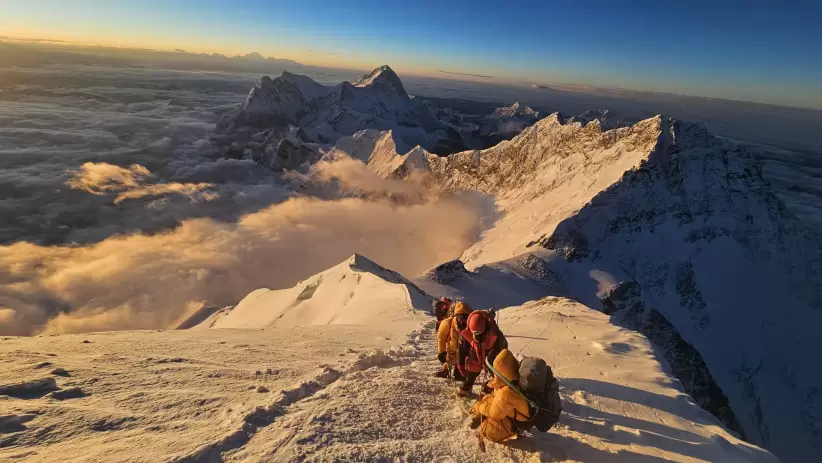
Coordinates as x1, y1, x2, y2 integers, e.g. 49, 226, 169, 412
473, 101, 542, 143
353, 64, 408, 96
343, 252, 403, 277
217, 65, 473, 158
345, 253, 426, 290
492, 101, 539, 118
241, 51, 266, 60
230, 73, 310, 128
562, 108, 623, 130
189, 254, 434, 330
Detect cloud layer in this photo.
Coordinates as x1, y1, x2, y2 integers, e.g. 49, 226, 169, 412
0, 65, 286, 246
67, 162, 217, 204
0, 185, 483, 335
0, 66, 489, 335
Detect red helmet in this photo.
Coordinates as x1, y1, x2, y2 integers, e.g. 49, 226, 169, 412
440, 297, 452, 304
467, 312, 487, 334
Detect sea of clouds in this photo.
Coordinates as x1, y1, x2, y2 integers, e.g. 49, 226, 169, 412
0, 66, 489, 335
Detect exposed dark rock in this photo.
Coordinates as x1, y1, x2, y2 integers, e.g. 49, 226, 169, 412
732, 361, 769, 448
297, 278, 323, 301
518, 254, 561, 286
426, 259, 469, 284
599, 281, 642, 316
674, 261, 708, 318
685, 226, 731, 243
528, 229, 590, 262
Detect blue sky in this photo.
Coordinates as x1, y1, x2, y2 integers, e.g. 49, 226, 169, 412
2, 0, 820, 108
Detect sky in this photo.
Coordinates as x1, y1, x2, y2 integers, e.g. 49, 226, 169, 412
1, 0, 820, 109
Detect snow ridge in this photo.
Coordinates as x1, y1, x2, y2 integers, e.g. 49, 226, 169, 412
193, 254, 434, 330
418, 112, 820, 462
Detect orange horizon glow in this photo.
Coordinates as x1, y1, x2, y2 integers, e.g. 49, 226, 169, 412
0, 27, 467, 82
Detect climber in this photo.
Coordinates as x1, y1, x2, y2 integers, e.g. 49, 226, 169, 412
434, 301, 472, 379
456, 310, 508, 397
433, 297, 453, 330
468, 349, 530, 443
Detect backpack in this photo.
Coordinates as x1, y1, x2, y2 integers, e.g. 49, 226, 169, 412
514, 357, 562, 432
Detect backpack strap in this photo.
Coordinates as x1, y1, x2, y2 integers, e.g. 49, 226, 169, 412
484, 356, 537, 409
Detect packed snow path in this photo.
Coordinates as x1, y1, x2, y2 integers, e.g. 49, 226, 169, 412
226, 299, 775, 462
1, 297, 775, 462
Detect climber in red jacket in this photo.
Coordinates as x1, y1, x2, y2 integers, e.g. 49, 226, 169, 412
456, 309, 507, 397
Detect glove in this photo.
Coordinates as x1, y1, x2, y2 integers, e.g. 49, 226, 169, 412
437, 352, 447, 364
470, 414, 482, 429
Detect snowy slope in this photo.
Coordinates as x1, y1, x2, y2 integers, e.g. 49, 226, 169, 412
0, 296, 777, 462
193, 254, 433, 329
418, 113, 821, 462
426, 114, 659, 267
0, 322, 422, 462
416, 255, 571, 311
490, 297, 776, 463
